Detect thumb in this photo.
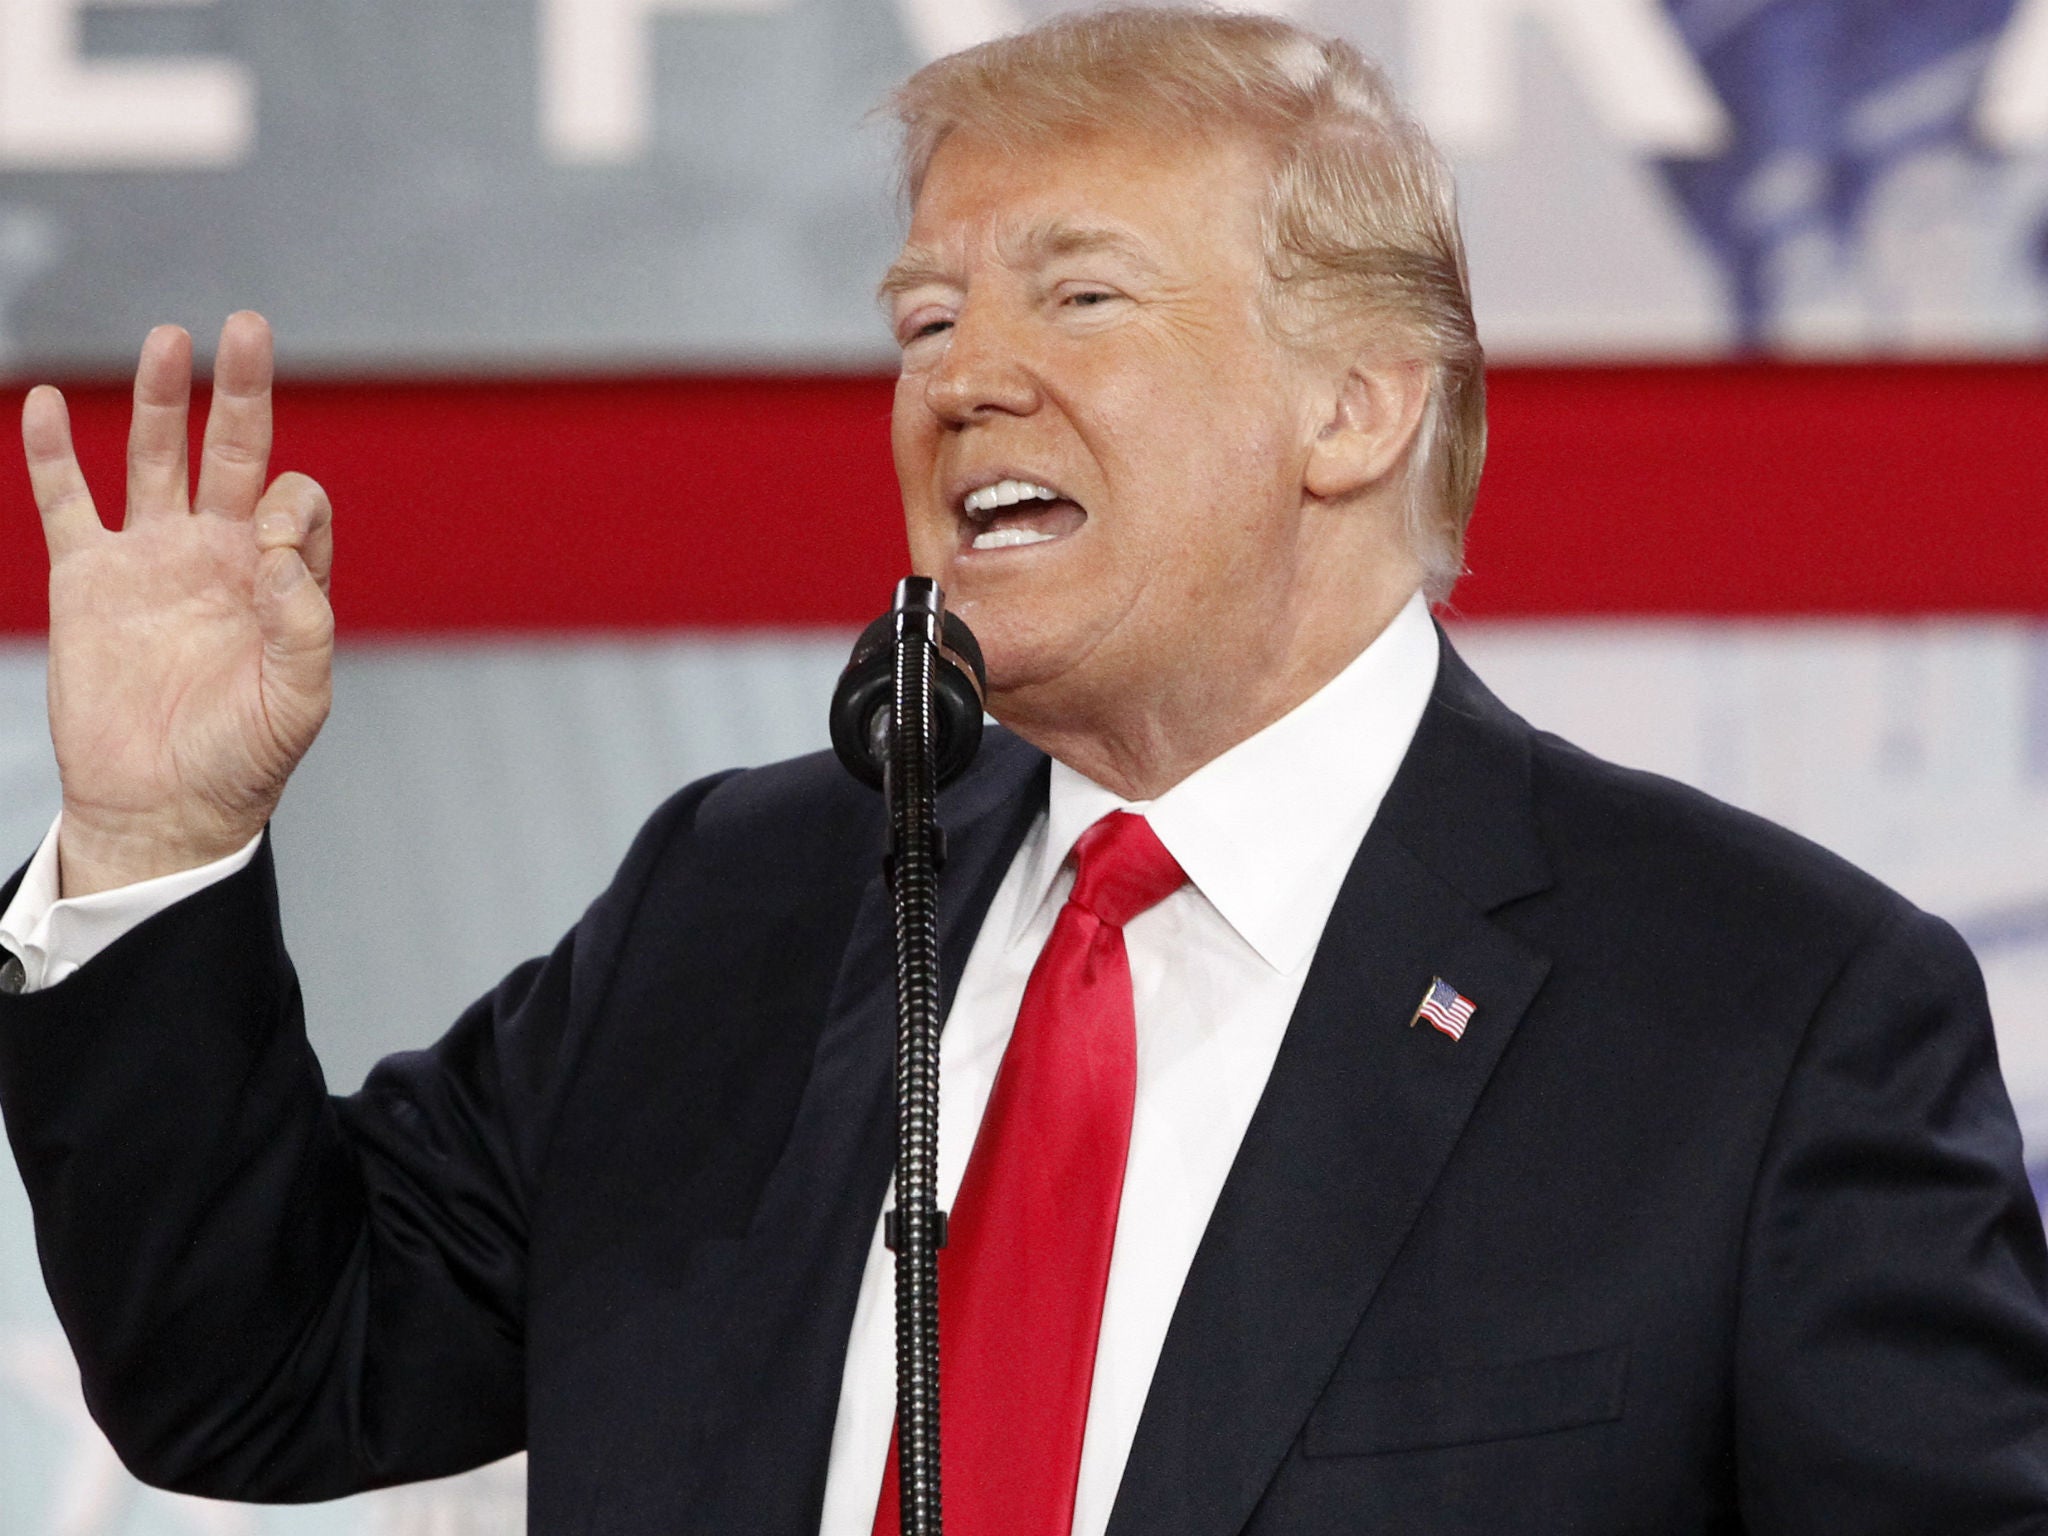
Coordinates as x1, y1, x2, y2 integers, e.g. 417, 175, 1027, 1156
254, 545, 335, 698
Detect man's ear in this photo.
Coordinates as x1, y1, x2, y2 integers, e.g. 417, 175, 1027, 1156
1304, 359, 1430, 502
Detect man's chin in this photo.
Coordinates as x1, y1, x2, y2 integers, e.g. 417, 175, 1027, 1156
952, 619, 1067, 710
928, 567, 1113, 703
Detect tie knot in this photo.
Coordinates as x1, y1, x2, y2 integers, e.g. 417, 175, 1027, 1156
1066, 812, 1186, 928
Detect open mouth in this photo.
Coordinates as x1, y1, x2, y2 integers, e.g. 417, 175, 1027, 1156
959, 478, 1087, 552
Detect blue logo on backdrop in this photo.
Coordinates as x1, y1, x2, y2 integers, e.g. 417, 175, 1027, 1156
1658, 0, 2028, 344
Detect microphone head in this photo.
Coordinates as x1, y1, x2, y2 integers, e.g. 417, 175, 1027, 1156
930, 609, 988, 783
830, 588, 987, 791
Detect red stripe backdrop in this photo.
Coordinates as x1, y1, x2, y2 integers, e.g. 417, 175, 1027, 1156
1, 361, 2040, 633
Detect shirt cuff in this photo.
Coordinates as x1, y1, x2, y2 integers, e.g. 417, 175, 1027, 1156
0, 814, 264, 993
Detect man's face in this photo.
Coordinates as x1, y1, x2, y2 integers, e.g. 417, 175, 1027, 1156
886, 126, 1333, 735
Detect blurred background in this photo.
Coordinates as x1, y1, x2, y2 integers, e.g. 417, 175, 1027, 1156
0, 0, 2044, 1529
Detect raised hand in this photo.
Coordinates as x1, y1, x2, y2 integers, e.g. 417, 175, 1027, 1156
25, 312, 334, 898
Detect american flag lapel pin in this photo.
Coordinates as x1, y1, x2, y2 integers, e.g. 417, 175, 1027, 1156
1411, 976, 1476, 1041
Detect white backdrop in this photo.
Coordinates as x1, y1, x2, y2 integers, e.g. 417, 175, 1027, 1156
1, 0, 2046, 371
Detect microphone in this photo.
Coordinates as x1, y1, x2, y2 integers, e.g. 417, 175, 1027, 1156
830, 578, 987, 791
828, 576, 984, 1534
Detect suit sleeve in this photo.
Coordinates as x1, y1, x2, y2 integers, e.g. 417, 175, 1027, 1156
1735, 903, 2048, 1532
0, 774, 731, 1502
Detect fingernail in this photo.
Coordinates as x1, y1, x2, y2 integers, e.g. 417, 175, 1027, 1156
255, 510, 294, 543
267, 551, 307, 595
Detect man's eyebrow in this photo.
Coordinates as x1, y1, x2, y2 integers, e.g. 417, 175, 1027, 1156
1021, 222, 1161, 272
877, 222, 1164, 306
877, 250, 950, 305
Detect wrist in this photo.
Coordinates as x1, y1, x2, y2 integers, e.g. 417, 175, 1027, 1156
56, 806, 267, 898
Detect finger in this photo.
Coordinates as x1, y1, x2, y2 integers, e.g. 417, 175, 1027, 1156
194, 311, 274, 521
124, 325, 193, 527
21, 386, 102, 561
253, 472, 334, 595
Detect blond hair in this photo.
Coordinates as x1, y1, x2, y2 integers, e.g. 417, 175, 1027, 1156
889, 6, 1485, 600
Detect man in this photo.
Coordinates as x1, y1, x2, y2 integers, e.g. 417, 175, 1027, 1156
3, 9, 2045, 1535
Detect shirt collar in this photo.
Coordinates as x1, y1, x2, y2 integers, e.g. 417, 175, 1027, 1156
1012, 591, 1441, 971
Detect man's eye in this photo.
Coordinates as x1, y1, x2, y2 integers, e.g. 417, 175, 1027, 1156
897, 317, 952, 348
1065, 290, 1116, 307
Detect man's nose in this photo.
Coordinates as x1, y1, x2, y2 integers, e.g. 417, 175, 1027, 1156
922, 303, 1041, 424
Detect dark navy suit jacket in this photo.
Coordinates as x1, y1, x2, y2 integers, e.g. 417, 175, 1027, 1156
4, 637, 2047, 1534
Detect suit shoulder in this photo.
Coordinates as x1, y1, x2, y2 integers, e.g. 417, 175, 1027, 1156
621, 725, 1043, 883
1521, 725, 1916, 963
600, 752, 875, 912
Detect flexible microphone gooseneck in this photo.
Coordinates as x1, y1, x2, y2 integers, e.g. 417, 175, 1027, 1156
830, 577, 986, 1536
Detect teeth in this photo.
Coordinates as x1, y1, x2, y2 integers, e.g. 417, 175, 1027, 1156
972, 526, 1059, 550
963, 479, 1060, 516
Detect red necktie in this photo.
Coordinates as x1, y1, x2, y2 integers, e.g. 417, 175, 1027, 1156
872, 811, 1188, 1536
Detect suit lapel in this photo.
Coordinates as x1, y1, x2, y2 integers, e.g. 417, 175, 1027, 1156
1107, 638, 1554, 1536
682, 732, 1047, 1531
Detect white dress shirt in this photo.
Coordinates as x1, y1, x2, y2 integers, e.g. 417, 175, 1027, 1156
0, 594, 1440, 1536
818, 592, 1438, 1536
